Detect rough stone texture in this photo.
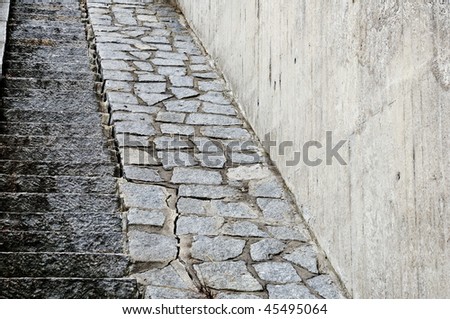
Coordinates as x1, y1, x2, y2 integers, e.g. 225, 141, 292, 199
268, 226, 310, 242
177, 198, 210, 215
254, 262, 302, 284
191, 236, 246, 261
283, 245, 319, 274
120, 183, 170, 210
194, 261, 263, 291
176, 216, 223, 236
250, 239, 286, 261
171, 167, 222, 185
128, 231, 177, 263
248, 177, 285, 198
227, 165, 272, 181
211, 200, 259, 219
221, 221, 268, 238
307, 275, 344, 299
127, 208, 166, 227
177, 0, 450, 298
267, 284, 317, 299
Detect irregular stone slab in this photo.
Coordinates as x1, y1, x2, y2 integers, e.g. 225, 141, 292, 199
201, 127, 251, 140
191, 236, 246, 261
156, 111, 186, 123
177, 198, 210, 215
105, 80, 133, 92
227, 165, 272, 181
102, 59, 133, 71
250, 239, 286, 261
231, 152, 263, 164
248, 177, 285, 198
133, 264, 193, 289
199, 92, 230, 104
153, 58, 185, 66
198, 81, 225, 92
111, 112, 153, 124
194, 261, 263, 291
257, 198, 293, 223
267, 226, 310, 242
127, 208, 166, 227
176, 215, 224, 235
135, 82, 166, 94
160, 124, 195, 136
115, 121, 156, 136
202, 102, 236, 115
156, 51, 188, 60
190, 64, 212, 72
170, 75, 194, 87
102, 70, 134, 81
137, 72, 166, 82
145, 286, 204, 299
164, 100, 200, 112
307, 275, 344, 299
171, 167, 223, 185
211, 201, 259, 219
178, 185, 239, 199
123, 165, 162, 182
283, 245, 318, 274
134, 61, 154, 71
254, 262, 301, 284
120, 147, 159, 166
153, 136, 191, 150
192, 137, 221, 153
222, 221, 268, 238
138, 93, 173, 106
106, 92, 138, 104
110, 103, 160, 114
186, 113, 241, 126
142, 36, 170, 44
120, 182, 169, 210
158, 66, 186, 76
195, 153, 227, 169
267, 284, 317, 299
158, 151, 197, 170
172, 87, 199, 99
215, 293, 263, 299
128, 231, 177, 263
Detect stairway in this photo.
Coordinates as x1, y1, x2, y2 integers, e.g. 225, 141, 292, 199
0, 1, 138, 298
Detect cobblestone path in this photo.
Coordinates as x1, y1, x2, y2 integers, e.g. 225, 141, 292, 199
87, 0, 344, 299
0, 0, 138, 298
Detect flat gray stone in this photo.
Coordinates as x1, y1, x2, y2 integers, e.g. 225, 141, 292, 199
171, 167, 222, 185
156, 111, 186, 123
153, 58, 185, 66
128, 231, 177, 262
250, 239, 286, 261
153, 136, 191, 150
138, 93, 173, 106
115, 121, 156, 136
170, 76, 194, 87
267, 226, 310, 242
215, 293, 263, 299
202, 102, 236, 115
267, 284, 317, 299
254, 262, 301, 284
135, 82, 166, 94
142, 36, 170, 44
231, 152, 262, 164
107, 92, 139, 104
192, 137, 221, 153
191, 236, 246, 261
178, 185, 239, 199
158, 151, 196, 169
195, 153, 227, 168
212, 201, 259, 219
111, 112, 153, 123
102, 59, 133, 70
136, 15, 158, 23
131, 51, 152, 60
199, 92, 230, 104
176, 216, 223, 236
116, 134, 150, 148
102, 70, 134, 81
257, 198, 293, 223
134, 61, 154, 71
198, 81, 225, 92
104, 80, 133, 92
193, 72, 219, 79
222, 222, 268, 238
307, 275, 344, 299
120, 182, 169, 210
249, 177, 285, 198
111, 103, 160, 114
123, 165, 162, 182
177, 198, 210, 215
186, 113, 241, 126
133, 265, 193, 289
156, 51, 188, 60
164, 100, 200, 113
127, 208, 166, 227
137, 72, 166, 82
158, 66, 187, 76
201, 127, 251, 140
190, 64, 212, 72
160, 124, 195, 136
145, 286, 203, 299
194, 261, 263, 291
120, 147, 159, 166
171, 87, 199, 99
283, 245, 318, 273
227, 165, 272, 181
191, 55, 208, 64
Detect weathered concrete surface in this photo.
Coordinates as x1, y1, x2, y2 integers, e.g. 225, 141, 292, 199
175, 0, 450, 298
0, 0, 10, 74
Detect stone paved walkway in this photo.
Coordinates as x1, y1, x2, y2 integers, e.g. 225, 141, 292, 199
87, 0, 344, 299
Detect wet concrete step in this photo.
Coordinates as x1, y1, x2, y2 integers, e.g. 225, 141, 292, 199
5, 44, 87, 56
0, 135, 111, 149
0, 193, 119, 213
0, 253, 130, 278
0, 146, 114, 162
0, 161, 119, 177
4, 78, 94, 91
8, 30, 86, 42
0, 212, 122, 232
0, 231, 123, 253
0, 175, 117, 194
3, 60, 90, 73
0, 122, 105, 138
0, 96, 99, 112
0, 278, 138, 299
0, 110, 104, 124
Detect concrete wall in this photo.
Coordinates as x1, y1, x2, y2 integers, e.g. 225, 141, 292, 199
176, 0, 450, 298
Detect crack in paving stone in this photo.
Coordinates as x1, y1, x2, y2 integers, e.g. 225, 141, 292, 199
85, 0, 347, 299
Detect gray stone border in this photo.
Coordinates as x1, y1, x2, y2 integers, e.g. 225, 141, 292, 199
0, 0, 10, 77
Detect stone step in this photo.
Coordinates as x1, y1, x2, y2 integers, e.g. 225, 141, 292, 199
0, 193, 119, 213
7, 20, 84, 30
0, 278, 138, 299
0, 160, 119, 177
8, 13, 81, 23
0, 252, 130, 278
0, 122, 105, 138
5, 44, 87, 56
0, 175, 117, 194
0, 110, 104, 124
0, 231, 124, 253
0, 146, 114, 162
3, 78, 94, 91
0, 212, 122, 232
3, 60, 90, 73
8, 30, 86, 42
0, 96, 99, 112
5, 69, 93, 80
0, 135, 111, 149
8, 26, 86, 38
9, 7, 82, 17
7, 38, 87, 48
1, 88, 95, 99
